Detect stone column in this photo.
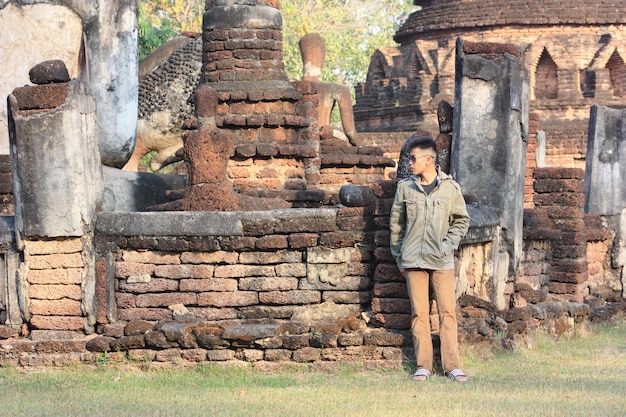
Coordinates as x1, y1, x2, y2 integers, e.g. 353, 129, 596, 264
8, 78, 103, 338
585, 105, 626, 298
81, 0, 138, 168
450, 38, 529, 277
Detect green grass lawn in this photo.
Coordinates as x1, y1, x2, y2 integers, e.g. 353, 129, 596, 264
0, 319, 624, 417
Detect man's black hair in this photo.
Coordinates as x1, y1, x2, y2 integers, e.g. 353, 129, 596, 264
407, 136, 437, 155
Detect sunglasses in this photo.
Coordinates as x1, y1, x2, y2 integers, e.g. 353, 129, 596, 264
408, 154, 434, 163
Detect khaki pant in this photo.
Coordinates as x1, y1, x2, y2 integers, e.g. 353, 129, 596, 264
405, 268, 460, 374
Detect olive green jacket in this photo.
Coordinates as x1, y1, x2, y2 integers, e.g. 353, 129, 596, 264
389, 170, 470, 271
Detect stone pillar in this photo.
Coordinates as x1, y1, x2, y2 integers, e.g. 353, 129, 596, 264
82, 0, 138, 168
533, 168, 588, 302
8, 80, 103, 238
451, 38, 529, 277
585, 105, 626, 298
585, 105, 626, 216
8, 78, 103, 338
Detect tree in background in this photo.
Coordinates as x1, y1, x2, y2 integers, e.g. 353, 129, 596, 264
138, 0, 414, 91
138, 0, 203, 61
282, 0, 414, 94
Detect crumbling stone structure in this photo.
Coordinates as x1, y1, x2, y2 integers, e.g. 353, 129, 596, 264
355, 0, 626, 173
0, 2, 624, 368
0, 0, 138, 168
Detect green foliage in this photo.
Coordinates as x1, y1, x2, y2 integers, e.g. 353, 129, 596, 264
138, 2, 178, 61
282, 0, 415, 90
138, 1, 203, 61
137, 0, 414, 90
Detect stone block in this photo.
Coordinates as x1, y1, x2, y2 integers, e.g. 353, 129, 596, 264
214, 264, 276, 278
27, 253, 84, 270
373, 263, 403, 283
239, 249, 301, 264
181, 251, 239, 264
181, 349, 208, 362
259, 290, 320, 305
136, 293, 197, 308
29, 315, 84, 331
238, 277, 298, 291
30, 299, 82, 316
115, 262, 155, 278
24, 238, 83, 255
255, 235, 288, 249
12, 84, 68, 110
119, 278, 179, 293
180, 278, 238, 292
363, 331, 406, 347
197, 291, 258, 307
29, 284, 81, 300
373, 283, 408, 298
122, 250, 181, 265
371, 297, 410, 314
124, 319, 154, 336
275, 263, 307, 277
207, 349, 235, 361
307, 247, 348, 264
154, 264, 215, 279
322, 291, 371, 304
264, 349, 292, 361
306, 263, 347, 286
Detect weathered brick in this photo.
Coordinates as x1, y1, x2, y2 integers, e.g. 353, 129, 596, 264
371, 297, 411, 314
287, 233, 319, 249
180, 251, 239, 264
363, 332, 406, 347
115, 293, 136, 308
29, 284, 82, 300
373, 263, 403, 283
239, 277, 298, 291
337, 334, 364, 346
207, 349, 235, 361
119, 278, 179, 293
30, 299, 82, 316
197, 291, 258, 307
180, 278, 238, 292
259, 290, 320, 305
274, 263, 307, 277
115, 262, 155, 278
122, 251, 180, 265
136, 293, 197, 308
117, 307, 172, 321
374, 283, 408, 298
293, 347, 320, 362
282, 334, 310, 349
27, 253, 84, 269
299, 275, 372, 291
322, 291, 371, 304
318, 231, 364, 248
30, 315, 84, 331
255, 235, 289, 249
24, 238, 83, 255
239, 250, 301, 264
154, 264, 215, 279
264, 349, 292, 361
182, 349, 209, 362
214, 264, 276, 278
188, 307, 238, 321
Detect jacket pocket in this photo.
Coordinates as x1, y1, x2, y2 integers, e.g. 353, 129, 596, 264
404, 197, 419, 223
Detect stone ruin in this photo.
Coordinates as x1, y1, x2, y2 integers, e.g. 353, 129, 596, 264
0, 0, 624, 368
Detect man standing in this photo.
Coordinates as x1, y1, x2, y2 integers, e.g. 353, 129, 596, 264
389, 136, 470, 382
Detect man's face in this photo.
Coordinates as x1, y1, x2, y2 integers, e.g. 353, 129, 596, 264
408, 149, 435, 176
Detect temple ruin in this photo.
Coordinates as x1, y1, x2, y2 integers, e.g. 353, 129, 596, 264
0, 0, 624, 368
